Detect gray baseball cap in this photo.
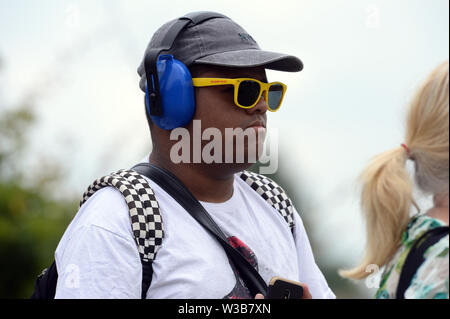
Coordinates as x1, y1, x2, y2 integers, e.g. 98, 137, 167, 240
137, 12, 303, 92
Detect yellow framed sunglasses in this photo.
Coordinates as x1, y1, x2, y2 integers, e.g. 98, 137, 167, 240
192, 78, 287, 112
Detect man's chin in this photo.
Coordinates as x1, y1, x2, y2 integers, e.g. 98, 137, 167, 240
190, 161, 255, 177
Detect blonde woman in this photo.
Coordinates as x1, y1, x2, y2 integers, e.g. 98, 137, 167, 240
340, 61, 449, 299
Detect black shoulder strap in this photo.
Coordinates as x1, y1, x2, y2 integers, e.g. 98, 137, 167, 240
132, 163, 269, 297
396, 226, 449, 299
30, 261, 58, 299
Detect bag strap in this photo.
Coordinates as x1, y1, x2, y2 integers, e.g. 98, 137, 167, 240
80, 169, 164, 298
396, 225, 449, 299
132, 163, 269, 297
238, 170, 295, 231
30, 260, 58, 299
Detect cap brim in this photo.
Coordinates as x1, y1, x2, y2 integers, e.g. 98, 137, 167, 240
193, 49, 303, 72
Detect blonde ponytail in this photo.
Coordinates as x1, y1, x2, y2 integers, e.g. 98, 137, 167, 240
339, 148, 414, 279
340, 61, 449, 280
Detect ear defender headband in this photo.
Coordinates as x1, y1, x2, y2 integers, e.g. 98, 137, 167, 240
144, 12, 228, 130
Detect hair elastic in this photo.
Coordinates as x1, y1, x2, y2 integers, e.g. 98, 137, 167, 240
401, 143, 413, 160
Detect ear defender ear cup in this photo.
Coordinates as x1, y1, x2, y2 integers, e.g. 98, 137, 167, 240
145, 55, 195, 130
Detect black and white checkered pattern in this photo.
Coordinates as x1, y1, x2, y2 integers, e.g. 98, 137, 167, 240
80, 169, 164, 263
238, 170, 295, 230
79, 168, 294, 264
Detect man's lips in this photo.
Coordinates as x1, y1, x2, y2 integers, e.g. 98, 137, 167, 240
245, 119, 266, 130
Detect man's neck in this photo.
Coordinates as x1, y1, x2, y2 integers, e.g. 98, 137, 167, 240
149, 152, 235, 203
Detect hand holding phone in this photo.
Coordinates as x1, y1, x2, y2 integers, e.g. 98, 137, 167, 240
266, 277, 305, 299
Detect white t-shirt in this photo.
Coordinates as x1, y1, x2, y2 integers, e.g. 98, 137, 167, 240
54, 164, 335, 299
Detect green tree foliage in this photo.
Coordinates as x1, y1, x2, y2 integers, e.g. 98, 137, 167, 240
0, 179, 76, 298
0, 71, 77, 298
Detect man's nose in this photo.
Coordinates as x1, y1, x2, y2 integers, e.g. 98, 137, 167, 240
245, 94, 268, 115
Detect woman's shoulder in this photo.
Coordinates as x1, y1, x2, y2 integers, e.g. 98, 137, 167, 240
402, 214, 447, 247
405, 230, 449, 299
375, 214, 449, 299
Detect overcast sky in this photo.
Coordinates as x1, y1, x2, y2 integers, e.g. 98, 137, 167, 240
1, 0, 449, 296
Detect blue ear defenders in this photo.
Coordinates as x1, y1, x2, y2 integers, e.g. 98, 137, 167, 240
143, 12, 228, 130
145, 55, 195, 130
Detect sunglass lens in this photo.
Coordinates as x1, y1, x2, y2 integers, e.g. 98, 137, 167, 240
237, 80, 261, 107
268, 84, 284, 110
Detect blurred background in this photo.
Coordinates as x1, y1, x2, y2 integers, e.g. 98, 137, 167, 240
0, 0, 448, 298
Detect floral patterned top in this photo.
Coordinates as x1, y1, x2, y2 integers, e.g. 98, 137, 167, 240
376, 214, 449, 299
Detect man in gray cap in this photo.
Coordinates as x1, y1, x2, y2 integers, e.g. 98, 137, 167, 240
53, 12, 335, 299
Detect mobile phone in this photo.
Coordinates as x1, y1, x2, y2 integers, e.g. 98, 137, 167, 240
266, 277, 304, 299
